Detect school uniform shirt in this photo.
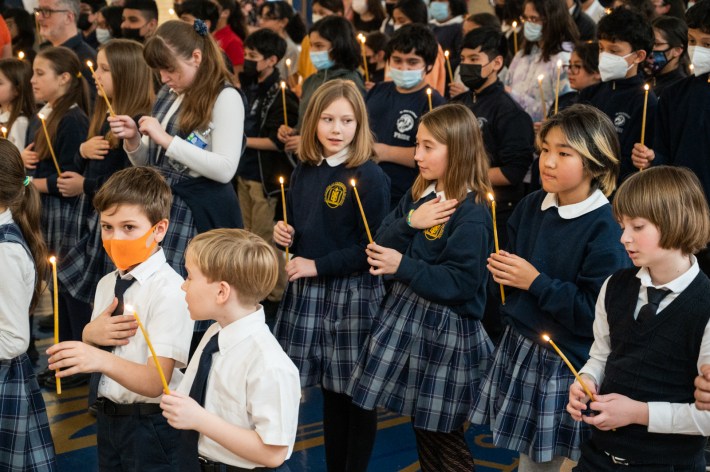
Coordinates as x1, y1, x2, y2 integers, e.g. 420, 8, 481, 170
651, 66, 687, 98
93, 248, 193, 404
581, 259, 710, 435
579, 74, 658, 184
0, 209, 33, 359
177, 308, 301, 468
0, 111, 29, 150
366, 81, 445, 208
653, 73, 710, 201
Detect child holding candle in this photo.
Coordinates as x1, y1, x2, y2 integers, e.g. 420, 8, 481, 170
159, 229, 301, 471
272, 79, 389, 471
0, 140, 57, 471
362, 31, 387, 90
237, 28, 298, 319
47, 167, 194, 471
469, 104, 630, 471
568, 166, 710, 471
347, 103, 494, 470
0, 58, 34, 150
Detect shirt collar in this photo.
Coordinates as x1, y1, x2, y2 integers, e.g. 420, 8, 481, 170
214, 307, 267, 352
38, 103, 53, 118
0, 110, 9, 122
0, 208, 12, 225
122, 248, 167, 285
319, 147, 350, 167
540, 189, 608, 219
421, 182, 447, 201
636, 256, 700, 293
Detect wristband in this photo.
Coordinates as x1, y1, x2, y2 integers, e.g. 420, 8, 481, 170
406, 209, 414, 227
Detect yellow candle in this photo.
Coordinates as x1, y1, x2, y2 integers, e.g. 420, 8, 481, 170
554, 59, 562, 115
512, 21, 518, 55
1, 127, 6, 139
640, 83, 650, 146
279, 176, 289, 259
487, 193, 506, 304
49, 256, 61, 395
280, 81, 288, 127
285, 57, 292, 75
426, 87, 433, 111
38, 113, 61, 175
543, 334, 595, 400
87, 61, 116, 117
127, 305, 170, 395
359, 34, 369, 82
537, 74, 546, 120
18, 51, 25, 60
444, 50, 454, 82
350, 179, 373, 244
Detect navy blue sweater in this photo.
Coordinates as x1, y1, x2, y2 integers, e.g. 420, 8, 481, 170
287, 159, 390, 276
376, 190, 493, 318
499, 191, 630, 367
579, 74, 657, 184
653, 73, 710, 202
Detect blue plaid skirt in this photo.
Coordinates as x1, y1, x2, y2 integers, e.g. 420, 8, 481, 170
0, 354, 57, 472
346, 281, 493, 433
273, 273, 385, 392
469, 326, 589, 462
40, 193, 76, 258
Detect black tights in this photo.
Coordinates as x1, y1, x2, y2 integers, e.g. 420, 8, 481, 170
414, 426, 475, 472
321, 388, 377, 472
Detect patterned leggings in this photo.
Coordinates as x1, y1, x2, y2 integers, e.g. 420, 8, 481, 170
414, 426, 475, 472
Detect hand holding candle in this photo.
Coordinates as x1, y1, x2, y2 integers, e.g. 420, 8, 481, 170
444, 50, 454, 82
350, 179, 373, 244
537, 74, 547, 120
554, 59, 562, 115
49, 256, 61, 395
87, 60, 116, 117
426, 87, 433, 111
488, 193, 506, 304
543, 334, 595, 401
38, 113, 61, 175
127, 305, 170, 395
279, 176, 289, 259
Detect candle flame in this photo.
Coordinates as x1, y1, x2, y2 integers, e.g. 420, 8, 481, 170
644, 84, 650, 91
38, 113, 46, 120
556, 59, 562, 68
279, 176, 284, 184
537, 74, 544, 82
360, 35, 366, 44
1, 126, 7, 134
444, 50, 449, 58
512, 20, 517, 28
285, 58, 291, 66
49, 256, 57, 264
542, 334, 551, 342
86, 60, 93, 68
280, 80, 286, 89
487, 192, 495, 202
124, 304, 134, 313
350, 179, 357, 187
426, 87, 432, 95
168, 7, 175, 14
605, 7, 612, 13
18, 51, 25, 60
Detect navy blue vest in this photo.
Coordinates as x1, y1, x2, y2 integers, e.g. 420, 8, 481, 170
0, 222, 32, 262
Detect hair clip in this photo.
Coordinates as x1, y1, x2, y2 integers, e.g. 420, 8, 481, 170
23, 176, 31, 187
193, 19, 208, 37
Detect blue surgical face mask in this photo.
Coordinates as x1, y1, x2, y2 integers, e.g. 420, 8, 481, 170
389, 66, 424, 89
310, 50, 335, 71
646, 50, 669, 76
523, 21, 543, 42
429, 1, 449, 21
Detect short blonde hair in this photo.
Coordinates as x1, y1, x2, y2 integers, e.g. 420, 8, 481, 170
186, 229, 279, 305
613, 166, 710, 255
297, 79, 374, 167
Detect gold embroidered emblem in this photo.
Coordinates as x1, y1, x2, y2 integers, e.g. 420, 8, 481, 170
424, 223, 446, 240
324, 182, 347, 208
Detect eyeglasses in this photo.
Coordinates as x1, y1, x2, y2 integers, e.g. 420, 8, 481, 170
564, 63, 584, 73
34, 7, 70, 18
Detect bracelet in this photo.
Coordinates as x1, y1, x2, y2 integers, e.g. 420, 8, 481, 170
406, 209, 414, 227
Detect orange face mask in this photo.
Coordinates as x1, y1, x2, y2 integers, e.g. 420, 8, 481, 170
103, 224, 159, 271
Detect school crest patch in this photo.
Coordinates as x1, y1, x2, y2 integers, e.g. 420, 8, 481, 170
324, 182, 347, 208
424, 223, 446, 240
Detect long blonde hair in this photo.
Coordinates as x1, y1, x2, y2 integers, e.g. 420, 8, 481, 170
412, 104, 491, 204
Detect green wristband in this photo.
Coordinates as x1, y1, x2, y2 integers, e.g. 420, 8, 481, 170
407, 209, 414, 227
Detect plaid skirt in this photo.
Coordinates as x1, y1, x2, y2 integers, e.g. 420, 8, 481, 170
40, 193, 76, 258
273, 273, 385, 392
346, 281, 493, 433
0, 354, 57, 472
468, 326, 589, 462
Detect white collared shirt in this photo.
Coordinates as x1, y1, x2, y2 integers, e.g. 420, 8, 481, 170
318, 146, 350, 167
94, 248, 193, 404
0, 110, 29, 150
540, 189, 608, 219
418, 182, 471, 202
178, 308, 301, 468
580, 257, 710, 435
0, 209, 33, 359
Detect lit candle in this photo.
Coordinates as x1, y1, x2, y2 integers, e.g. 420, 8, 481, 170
87, 61, 116, 117
359, 34, 369, 82
49, 256, 61, 395
512, 21, 518, 54
18, 51, 25, 61
488, 193, 506, 304
285, 58, 292, 77
38, 113, 61, 175
168, 7, 175, 15
640, 83, 650, 148
689, 64, 695, 75
1, 127, 6, 139
127, 305, 170, 394
279, 176, 289, 259
280, 81, 288, 127
444, 50, 454, 83
350, 179, 373, 244
426, 87, 432, 111
543, 334, 595, 401
537, 74, 547, 120
554, 59, 562, 115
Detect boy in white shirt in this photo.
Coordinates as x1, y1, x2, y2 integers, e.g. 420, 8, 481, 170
47, 167, 194, 471
160, 228, 301, 471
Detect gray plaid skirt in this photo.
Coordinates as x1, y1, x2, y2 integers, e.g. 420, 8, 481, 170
40, 193, 75, 258
469, 326, 589, 462
0, 354, 57, 472
346, 281, 493, 433
274, 273, 385, 392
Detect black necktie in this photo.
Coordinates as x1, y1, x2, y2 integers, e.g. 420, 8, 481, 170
637, 287, 671, 323
88, 275, 137, 406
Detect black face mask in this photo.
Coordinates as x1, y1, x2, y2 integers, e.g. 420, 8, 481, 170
459, 62, 491, 91
242, 59, 259, 77
78, 13, 92, 31
385, 2, 395, 16
121, 27, 145, 43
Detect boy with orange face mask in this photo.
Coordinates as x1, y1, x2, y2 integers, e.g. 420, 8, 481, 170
47, 167, 194, 471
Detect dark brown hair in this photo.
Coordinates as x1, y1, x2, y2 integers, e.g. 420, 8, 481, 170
93, 167, 173, 224
0, 58, 35, 132
522, 0, 579, 61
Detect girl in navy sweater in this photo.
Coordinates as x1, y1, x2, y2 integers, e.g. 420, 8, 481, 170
469, 104, 630, 471
272, 79, 390, 472
347, 103, 494, 471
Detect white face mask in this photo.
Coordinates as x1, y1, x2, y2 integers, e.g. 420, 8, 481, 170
95, 27, 111, 44
312, 13, 324, 23
393, 23, 403, 31
598, 51, 634, 82
523, 21, 543, 42
352, 0, 368, 15
689, 45, 710, 76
